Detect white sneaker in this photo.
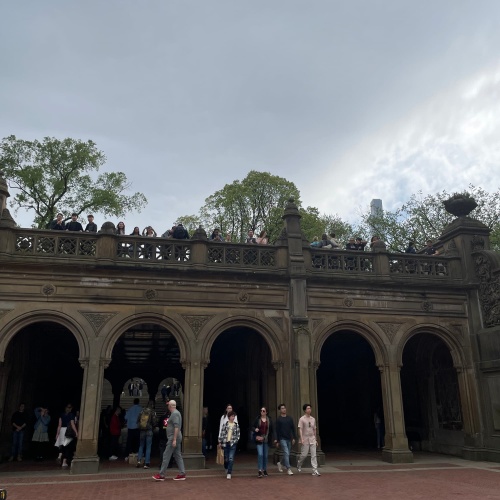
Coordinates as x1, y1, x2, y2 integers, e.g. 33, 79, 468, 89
226, 473, 231, 479
277, 461, 283, 473
287, 468, 294, 475
297, 465, 302, 472
312, 469, 321, 476
124, 456, 129, 462
109, 455, 118, 461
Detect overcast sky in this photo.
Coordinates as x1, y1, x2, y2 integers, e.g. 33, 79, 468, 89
1, 0, 499, 232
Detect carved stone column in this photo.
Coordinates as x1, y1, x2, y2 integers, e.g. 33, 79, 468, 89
457, 365, 484, 459
179, 358, 205, 469
71, 356, 110, 474
380, 364, 414, 463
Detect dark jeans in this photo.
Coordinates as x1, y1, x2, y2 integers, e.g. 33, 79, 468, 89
11, 430, 24, 457
110, 435, 120, 457
126, 428, 140, 455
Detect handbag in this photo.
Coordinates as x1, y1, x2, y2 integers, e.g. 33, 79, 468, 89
65, 426, 76, 438
255, 435, 264, 443
216, 446, 224, 465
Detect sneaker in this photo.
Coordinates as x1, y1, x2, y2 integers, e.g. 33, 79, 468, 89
136, 462, 141, 468
227, 473, 231, 479
7, 457, 14, 462
173, 474, 186, 481
144, 464, 150, 469
124, 456, 129, 462
17, 456, 22, 462
258, 470, 263, 478
62, 463, 69, 468
287, 468, 294, 475
297, 465, 302, 473
109, 455, 118, 461
152, 474, 165, 481
277, 461, 283, 473
312, 469, 321, 476
263, 470, 268, 477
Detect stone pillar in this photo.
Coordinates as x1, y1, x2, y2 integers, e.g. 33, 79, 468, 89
457, 366, 484, 460
180, 359, 205, 468
71, 356, 110, 474
380, 364, 413, 463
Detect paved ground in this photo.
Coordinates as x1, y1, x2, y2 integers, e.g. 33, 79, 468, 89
1, 450, 500, 500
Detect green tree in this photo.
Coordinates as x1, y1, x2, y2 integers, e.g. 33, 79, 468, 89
358, 186, 500, 252
199, 171, 300, 242
0, 135, 147, 228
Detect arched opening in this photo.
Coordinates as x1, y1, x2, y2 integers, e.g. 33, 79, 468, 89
401, 333, 464, 456
317, 331, 382, 450
0, 321, 82, 459
204, 327, 276, 451
105, 323, 184, 410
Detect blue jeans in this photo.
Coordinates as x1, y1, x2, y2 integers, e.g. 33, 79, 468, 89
256, 442, 268, 471
279, 439, 291, 469
11, 430, 24, 457
137, 430, 153, 464
223, 443, 237, 473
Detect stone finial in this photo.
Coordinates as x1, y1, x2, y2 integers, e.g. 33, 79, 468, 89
99, 222, 116, 234
371, 239, 387, 252
443, 193, 478, 217
0, 171, 17, 228
191, 225, 208, 240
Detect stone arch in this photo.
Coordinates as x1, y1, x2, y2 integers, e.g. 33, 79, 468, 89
201, 315, 283, 365
101, 312, 189, 362
397, 324, 466, 369
313, 320, 388, 367
0, 309, 89, 362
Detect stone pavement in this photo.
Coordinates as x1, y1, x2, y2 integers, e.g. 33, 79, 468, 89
1, 450, 500, 500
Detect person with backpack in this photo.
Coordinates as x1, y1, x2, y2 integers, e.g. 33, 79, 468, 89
136, 400, 157, 469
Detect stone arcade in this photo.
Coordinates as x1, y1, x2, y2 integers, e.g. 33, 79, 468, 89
0, 173, 499, 474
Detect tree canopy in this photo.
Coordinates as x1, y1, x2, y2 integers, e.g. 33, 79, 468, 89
199, 170, 301, 242
0, 135, 147, 228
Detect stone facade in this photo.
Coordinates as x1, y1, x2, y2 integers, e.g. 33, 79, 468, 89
0, 177, 499, 473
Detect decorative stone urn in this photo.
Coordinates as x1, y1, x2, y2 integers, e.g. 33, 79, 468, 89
443, 193, 478, 217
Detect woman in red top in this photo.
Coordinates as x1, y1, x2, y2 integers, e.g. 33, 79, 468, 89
253, 407, 274, 478
109, 407, 122, 460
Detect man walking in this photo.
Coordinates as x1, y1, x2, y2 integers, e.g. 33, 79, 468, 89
136, 400, 157, 468
274, 403, 296, 475
124, 398, 142, 460
152, 400, 186, 481
297, 403, 320, 476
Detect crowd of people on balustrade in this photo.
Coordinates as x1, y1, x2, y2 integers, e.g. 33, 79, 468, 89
310, 232, 441, 255
48, 213, 269, 245
48, 213, 441, 255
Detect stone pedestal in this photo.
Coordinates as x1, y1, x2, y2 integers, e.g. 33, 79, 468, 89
382, 448, 413, 464
71, 456, 100, 474
182, 453, 205, 470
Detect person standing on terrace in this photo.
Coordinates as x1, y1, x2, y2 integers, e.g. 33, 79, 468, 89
66, 213, 83, 231
50, 213, 66, 230
116, 221, 126, 235
85, 214, 98, 232
246, 230, 257, 244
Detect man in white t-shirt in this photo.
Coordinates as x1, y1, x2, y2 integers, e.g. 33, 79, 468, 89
297, 404, 320, 476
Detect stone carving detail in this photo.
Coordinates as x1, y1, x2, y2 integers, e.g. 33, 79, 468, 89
237, 291, 249, 302
376, 322, 403, 343
343, 298, 353, 308
0, 309, 13, 320
421, 301, 433, 312
474, 253, 500, 327
471, 235, 485, 252
271, 316, 284, 330
311, 318, 324, 332
42, 284, 56, 296
293, 324, 310, 336
79, 358, 89, 369
181, 314, 214, 341
100, 358, 112, 369
144, 289, 158, 300
449, 323, 465, 340
80, 312, 118, 336
272, 361, 284, 371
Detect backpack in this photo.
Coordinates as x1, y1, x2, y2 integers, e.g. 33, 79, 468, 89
139, 410, 150, 430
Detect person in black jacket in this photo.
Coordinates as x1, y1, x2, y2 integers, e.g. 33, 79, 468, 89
273, 404, 297, 475
172, 224, 189, 239
66, 213, 83, 231
253, 406, 274, 478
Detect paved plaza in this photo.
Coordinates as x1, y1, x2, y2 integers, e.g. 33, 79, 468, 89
1, 450, 500, 500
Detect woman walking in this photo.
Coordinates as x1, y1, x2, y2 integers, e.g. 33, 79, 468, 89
218, 411, 240, 479
253, 406, 273, 478
32, 405, 51, 460
218, 404, 238, 437
55, 403, 78, 468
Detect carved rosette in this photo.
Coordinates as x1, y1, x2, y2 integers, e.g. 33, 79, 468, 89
144, 289, 158, 300
421, 301, 433, 312
181, 314, 214, 342
376, 322, 403, 343
42, 284, 56, 296
471, 235, 485, 252
80, 311, 118, 336
343, 298, 353, 308
237, 291, 250, 303
474, 253, 500, 327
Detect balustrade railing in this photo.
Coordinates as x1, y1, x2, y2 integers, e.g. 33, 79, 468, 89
310, 250, 374, 272
207, 242, 276, 267
388, 255, 449, 276
116, 236, 191, 262
14, 232, 97, 257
